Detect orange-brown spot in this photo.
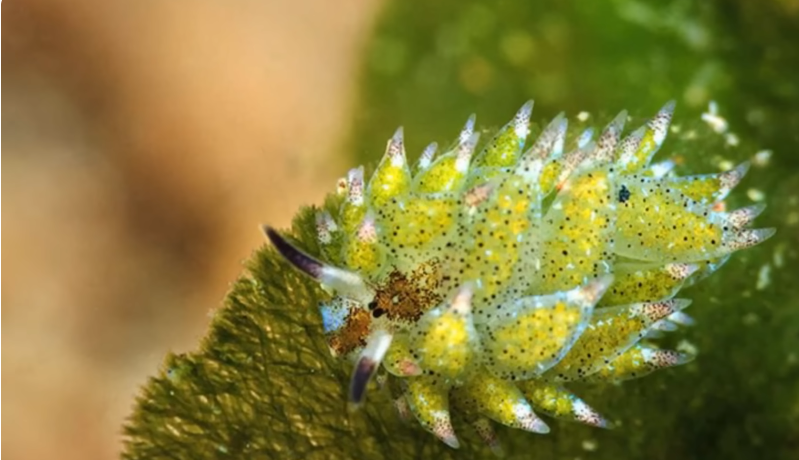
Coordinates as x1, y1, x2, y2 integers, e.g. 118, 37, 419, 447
374, 263, 445, 323
328, 308, 371, 356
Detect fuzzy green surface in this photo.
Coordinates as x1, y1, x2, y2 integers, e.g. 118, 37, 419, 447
122, 1, 799, 459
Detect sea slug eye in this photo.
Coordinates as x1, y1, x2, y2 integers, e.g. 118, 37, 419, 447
265, 100, 775, 451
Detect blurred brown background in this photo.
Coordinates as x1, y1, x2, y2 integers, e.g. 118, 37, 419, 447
2, 1, 382, 458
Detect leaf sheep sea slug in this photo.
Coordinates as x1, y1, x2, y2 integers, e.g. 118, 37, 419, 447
263, 101, 774, 452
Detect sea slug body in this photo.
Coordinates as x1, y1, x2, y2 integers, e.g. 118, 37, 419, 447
264, 101, 774, 451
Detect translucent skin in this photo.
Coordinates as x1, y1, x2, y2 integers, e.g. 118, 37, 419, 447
266, 101, 774, 451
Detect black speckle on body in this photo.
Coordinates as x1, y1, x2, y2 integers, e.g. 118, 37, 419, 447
618, 185, 631, 203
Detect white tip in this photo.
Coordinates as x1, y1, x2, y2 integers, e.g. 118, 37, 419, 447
670, 298, 693, 312
668, 311, 696, 327
456, 132, 480, 172
522, 112, 566, 162
521, 414, 550, 434
387, 127, 406, 166
642, 347, 695, 368
650, 100, 676, 146
594, 110, 628, 160
719, 161, 751, 193
578, 128, 594, 148
725, 227, 776, 250
573, 398, 613, 429
606, 110, 628, 136
459, 114, 477, 145
435, 422, 461, 449
665, 263, 700, 280
514, 100, 534, 138
391, 126, 404, 146
315, 211, 337, 244
637, 298, 691, 323
513, 402, 550, 434
649, 159, 676, 178
652, 319, 679, 332
347, 166, 365, 206
418, 142, 438, 170
726, 203, 766, 229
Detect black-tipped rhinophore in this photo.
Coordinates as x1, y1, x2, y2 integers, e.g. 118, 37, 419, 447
262, 226, 323, 279
348, 330, 393, 409
349, 357, 378, 406
263, 225, 374, 303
